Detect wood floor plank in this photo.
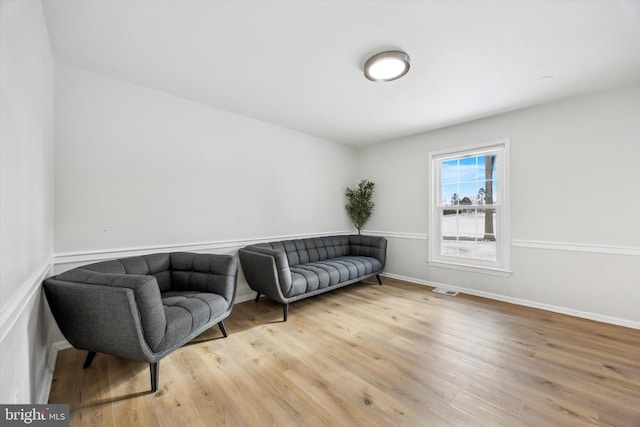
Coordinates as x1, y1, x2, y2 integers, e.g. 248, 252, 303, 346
49, 278, 640, 426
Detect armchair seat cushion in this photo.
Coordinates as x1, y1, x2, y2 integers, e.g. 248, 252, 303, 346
157, 291, 228, 353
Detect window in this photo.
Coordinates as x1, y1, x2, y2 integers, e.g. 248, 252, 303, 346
428, 139, 510, 275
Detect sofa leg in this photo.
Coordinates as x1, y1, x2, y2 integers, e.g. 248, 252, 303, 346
150, 362, 159, 393
376, 274, 383, 285
255, 293, 261, 302
218, 320, 228, 337
83, 351, 96, 369
283, 303, 289, 322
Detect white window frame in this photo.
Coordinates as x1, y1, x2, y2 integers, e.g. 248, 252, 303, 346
428, 138, 511, 276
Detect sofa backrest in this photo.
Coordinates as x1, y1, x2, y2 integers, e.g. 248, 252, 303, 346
348, 235, 387, 267
259, 236, 351, 267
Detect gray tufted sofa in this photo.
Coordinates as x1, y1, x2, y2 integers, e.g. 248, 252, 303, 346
44, 252, 238, 392
239, 235, 387, 321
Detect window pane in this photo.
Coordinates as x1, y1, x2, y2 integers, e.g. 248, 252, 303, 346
480, 155, 497, 204
442, 240, 497, 260
479, 180, 497, 204
441, 210, 458, 237
458, 156, 477, 182
441, 159, 458, 184
478, 155, 497, 178
442, 184, 459, 206
478, 208, 497, 241
491, 180, 498, 204
457, 182, 478, 205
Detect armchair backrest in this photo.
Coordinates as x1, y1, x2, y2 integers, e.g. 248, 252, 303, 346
79, 253, 238, 301
169, 252, 238, 303
81, 253, 172, 292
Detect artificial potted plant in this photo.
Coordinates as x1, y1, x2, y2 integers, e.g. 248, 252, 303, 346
345, 180, 375, 235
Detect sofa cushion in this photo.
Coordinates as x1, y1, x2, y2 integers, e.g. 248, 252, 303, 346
155, 291, 228, 353
287, 255, 383, 297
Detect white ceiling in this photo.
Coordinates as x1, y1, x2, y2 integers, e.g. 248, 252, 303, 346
42, 0, 640, 146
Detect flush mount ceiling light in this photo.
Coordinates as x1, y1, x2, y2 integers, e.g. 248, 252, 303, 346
364, 50, 410, 82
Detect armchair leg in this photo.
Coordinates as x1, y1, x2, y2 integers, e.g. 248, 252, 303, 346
218, 320, 228, 338
283, 303, 289, 322
255, 293, 261, 302
150, 362, 159, 393
376, 274, 383, 285
83, 351, 96, 369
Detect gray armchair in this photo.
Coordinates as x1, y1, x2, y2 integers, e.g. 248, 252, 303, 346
44, 252, 238, 392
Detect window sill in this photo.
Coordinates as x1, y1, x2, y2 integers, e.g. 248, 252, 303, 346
426, 259, 512, 277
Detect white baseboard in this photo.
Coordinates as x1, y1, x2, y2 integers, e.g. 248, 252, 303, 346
381, 272, 640, 330
38, 340, 72, 404
234, 293, 256, 304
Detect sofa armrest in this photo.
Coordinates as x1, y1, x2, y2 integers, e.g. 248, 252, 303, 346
168, 252, 238, 303
238, 245, 292, 302
349, 235, 387, 269
43, 271, 166, 360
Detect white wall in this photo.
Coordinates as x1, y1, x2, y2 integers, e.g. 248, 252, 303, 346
0, 0, 55, 403
358, 84, 640, 327
53, 63, 358, 293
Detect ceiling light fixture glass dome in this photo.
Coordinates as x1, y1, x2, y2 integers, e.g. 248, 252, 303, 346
364, 51, 410, 82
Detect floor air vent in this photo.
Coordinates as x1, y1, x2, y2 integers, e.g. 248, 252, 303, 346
432, 288, 459, 296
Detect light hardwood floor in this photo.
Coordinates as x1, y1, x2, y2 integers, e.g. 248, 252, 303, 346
49, 278, 640, 426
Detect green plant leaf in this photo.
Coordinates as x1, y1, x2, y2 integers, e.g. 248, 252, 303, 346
345, 180, 375, 234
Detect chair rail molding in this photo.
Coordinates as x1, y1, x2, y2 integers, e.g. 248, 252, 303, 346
0, 258, 53, 344
360, 231, 639, 257
511, 239, 640, 256
361, 230, 429, 240
54, 231, 356, 266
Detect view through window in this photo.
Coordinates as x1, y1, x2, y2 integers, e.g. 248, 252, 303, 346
441, 154, 498, 260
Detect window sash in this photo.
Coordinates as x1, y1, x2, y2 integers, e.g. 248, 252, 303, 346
438, 207, 500, 261
428, 139, 510, 274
